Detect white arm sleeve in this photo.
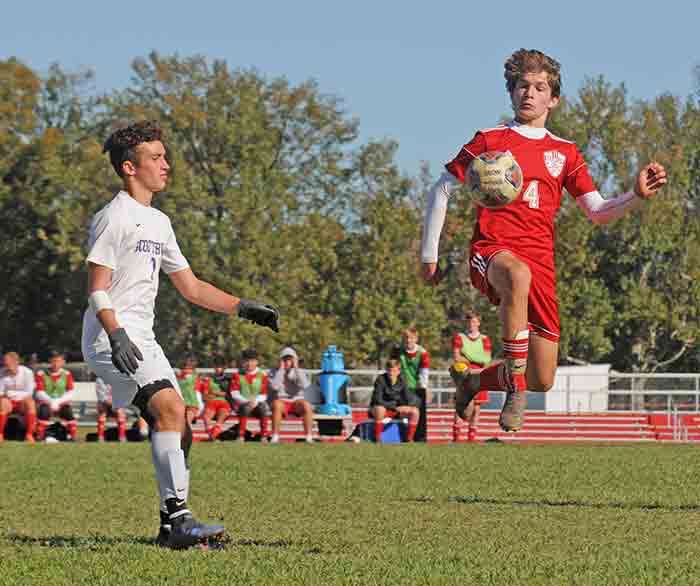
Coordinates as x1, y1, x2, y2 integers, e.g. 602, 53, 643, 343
576, 190, 643, 225
421, 172, 460, 263
418, 368, 430, 389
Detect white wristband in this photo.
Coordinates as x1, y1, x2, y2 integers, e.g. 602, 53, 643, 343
89, 290, 113, 314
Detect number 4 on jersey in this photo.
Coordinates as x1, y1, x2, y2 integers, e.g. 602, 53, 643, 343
522, 180, 540, 209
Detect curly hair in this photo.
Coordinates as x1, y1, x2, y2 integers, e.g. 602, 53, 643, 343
504, 49, 562, 98
102, 120, 163, 178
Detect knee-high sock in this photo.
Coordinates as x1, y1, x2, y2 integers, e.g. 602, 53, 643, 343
97, 415, 106, 439
151, 431, 189, 518
24, 412, 36, 439
238, 416, 248, 437
374, 420, 383, 442
478, 330, 529, 392
407, 420, 417, 442
0, 414, 7, 438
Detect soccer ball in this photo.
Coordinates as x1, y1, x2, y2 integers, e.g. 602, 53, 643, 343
467, 150, 523, 208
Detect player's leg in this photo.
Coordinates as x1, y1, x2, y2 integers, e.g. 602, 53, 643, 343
90, 348, 223, 549
115, 407, 127, 442
201, 405, 215, 440
96, 401, 108, 441
396, 405, 419, 442
253, 401, 271, 441
237, 402, 253, 443
293, 400, 314, 443
20, 397, 37, 442
370, 405, 387, 443
36, 402, 52, 441
0, 396, 10, 442
58, 404, 78, 441
468, 403, 481, 442
526, 334, 558, 392
270, 400, 286, 444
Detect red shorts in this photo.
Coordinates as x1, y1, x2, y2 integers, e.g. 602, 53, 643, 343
474, 390, 489, 404
205, 399, 231, 414
278, 400, 306, 417
469, 242, 560, 342
10, 400, 29, 414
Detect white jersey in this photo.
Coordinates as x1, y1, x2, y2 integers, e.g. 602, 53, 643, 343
0, 365, 36, 401
81, 191, 189, 357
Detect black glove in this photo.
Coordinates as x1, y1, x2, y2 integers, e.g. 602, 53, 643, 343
108, 328, 144, 375
237, 299, 279, 332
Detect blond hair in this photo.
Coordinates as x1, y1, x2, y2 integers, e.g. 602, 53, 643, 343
504, 49, 562, 98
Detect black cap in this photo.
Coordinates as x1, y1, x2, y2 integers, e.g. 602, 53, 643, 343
241, 348, 258, 360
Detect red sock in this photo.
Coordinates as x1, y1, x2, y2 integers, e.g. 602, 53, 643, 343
38, 420, 49, 440
0, 414, 7, 439
238, 417, 248, 437
407, 421, 417, 442
260, 417, 269, 438
374, 420, 384, 442
117, 416, 127, 441
210, 424, 221, 440
467, 426, 477, 442
97, 416, 106, 440
67, 421, 77, 440
24, 412, 36, 440
452, 418, 461, 443
479, 332, 529, 392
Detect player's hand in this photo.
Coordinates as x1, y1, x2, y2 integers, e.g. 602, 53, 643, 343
421, 261, 452, 286
237, 299, 279, 332
634, 162, 667, 199
108, 328, 143, 375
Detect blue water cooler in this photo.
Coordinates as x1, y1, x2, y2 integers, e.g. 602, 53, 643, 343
317, 346, 351, 416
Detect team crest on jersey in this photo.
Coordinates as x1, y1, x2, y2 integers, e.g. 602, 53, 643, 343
544, 151, 566, 178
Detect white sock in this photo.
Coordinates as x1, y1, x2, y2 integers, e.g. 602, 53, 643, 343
305, 434, 313, 443
151, 431, 188, 505
270, 433, 280, 443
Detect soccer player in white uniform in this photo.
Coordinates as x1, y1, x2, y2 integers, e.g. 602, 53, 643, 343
81, 121, 279, 549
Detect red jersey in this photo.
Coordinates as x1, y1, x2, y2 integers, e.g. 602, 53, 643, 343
446, 123, 597, 266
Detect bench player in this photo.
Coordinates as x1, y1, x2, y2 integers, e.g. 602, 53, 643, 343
421, 49, 667, 432
81, 121, 279, 549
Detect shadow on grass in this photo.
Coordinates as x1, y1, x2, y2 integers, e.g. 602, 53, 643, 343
6, 534, 155, 549
408, 495, 700, 512
6, 533, 307, 551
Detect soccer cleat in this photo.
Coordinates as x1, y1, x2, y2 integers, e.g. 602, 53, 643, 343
155, 526, 171, 547
450, 364, 481, 421
166, 514, 225, 550
499, 390, 527, 432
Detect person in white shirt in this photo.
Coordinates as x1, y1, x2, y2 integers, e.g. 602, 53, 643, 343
81, 121, 279, 549
0, 352, 37, 443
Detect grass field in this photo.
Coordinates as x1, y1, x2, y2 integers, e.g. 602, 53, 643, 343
2, 441, 700, 585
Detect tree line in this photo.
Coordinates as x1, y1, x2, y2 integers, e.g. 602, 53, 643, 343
1, 53, 698, 372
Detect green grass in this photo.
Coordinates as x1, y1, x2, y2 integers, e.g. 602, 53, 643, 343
2, 441, 700, 585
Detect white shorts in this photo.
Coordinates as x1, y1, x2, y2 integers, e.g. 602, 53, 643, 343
85, 341, 181, 409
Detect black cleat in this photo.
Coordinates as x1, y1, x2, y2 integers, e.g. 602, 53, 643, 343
155, 525, 171, 547
166, 513, 225, 550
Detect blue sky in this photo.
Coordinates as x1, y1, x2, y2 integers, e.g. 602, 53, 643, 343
3, 0, 697, 177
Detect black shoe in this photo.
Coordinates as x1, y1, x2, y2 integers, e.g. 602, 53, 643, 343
155, 525, 171, 547
167, 513, 225, 550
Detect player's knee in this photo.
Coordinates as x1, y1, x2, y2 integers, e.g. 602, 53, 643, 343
527, 374, 554, 392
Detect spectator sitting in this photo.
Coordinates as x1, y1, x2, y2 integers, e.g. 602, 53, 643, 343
95, 376, 127, 442
0, 351, 37, 443
369, 358, 420, 443
201, 355, 234, 441
35, 351, 78, 441
229, 349, 271, 442
177, 357, 204, 427
268, 347, 313, 444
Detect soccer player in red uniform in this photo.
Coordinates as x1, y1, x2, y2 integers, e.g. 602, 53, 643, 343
452, 311, 493, 442
421, 49, 667, 432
